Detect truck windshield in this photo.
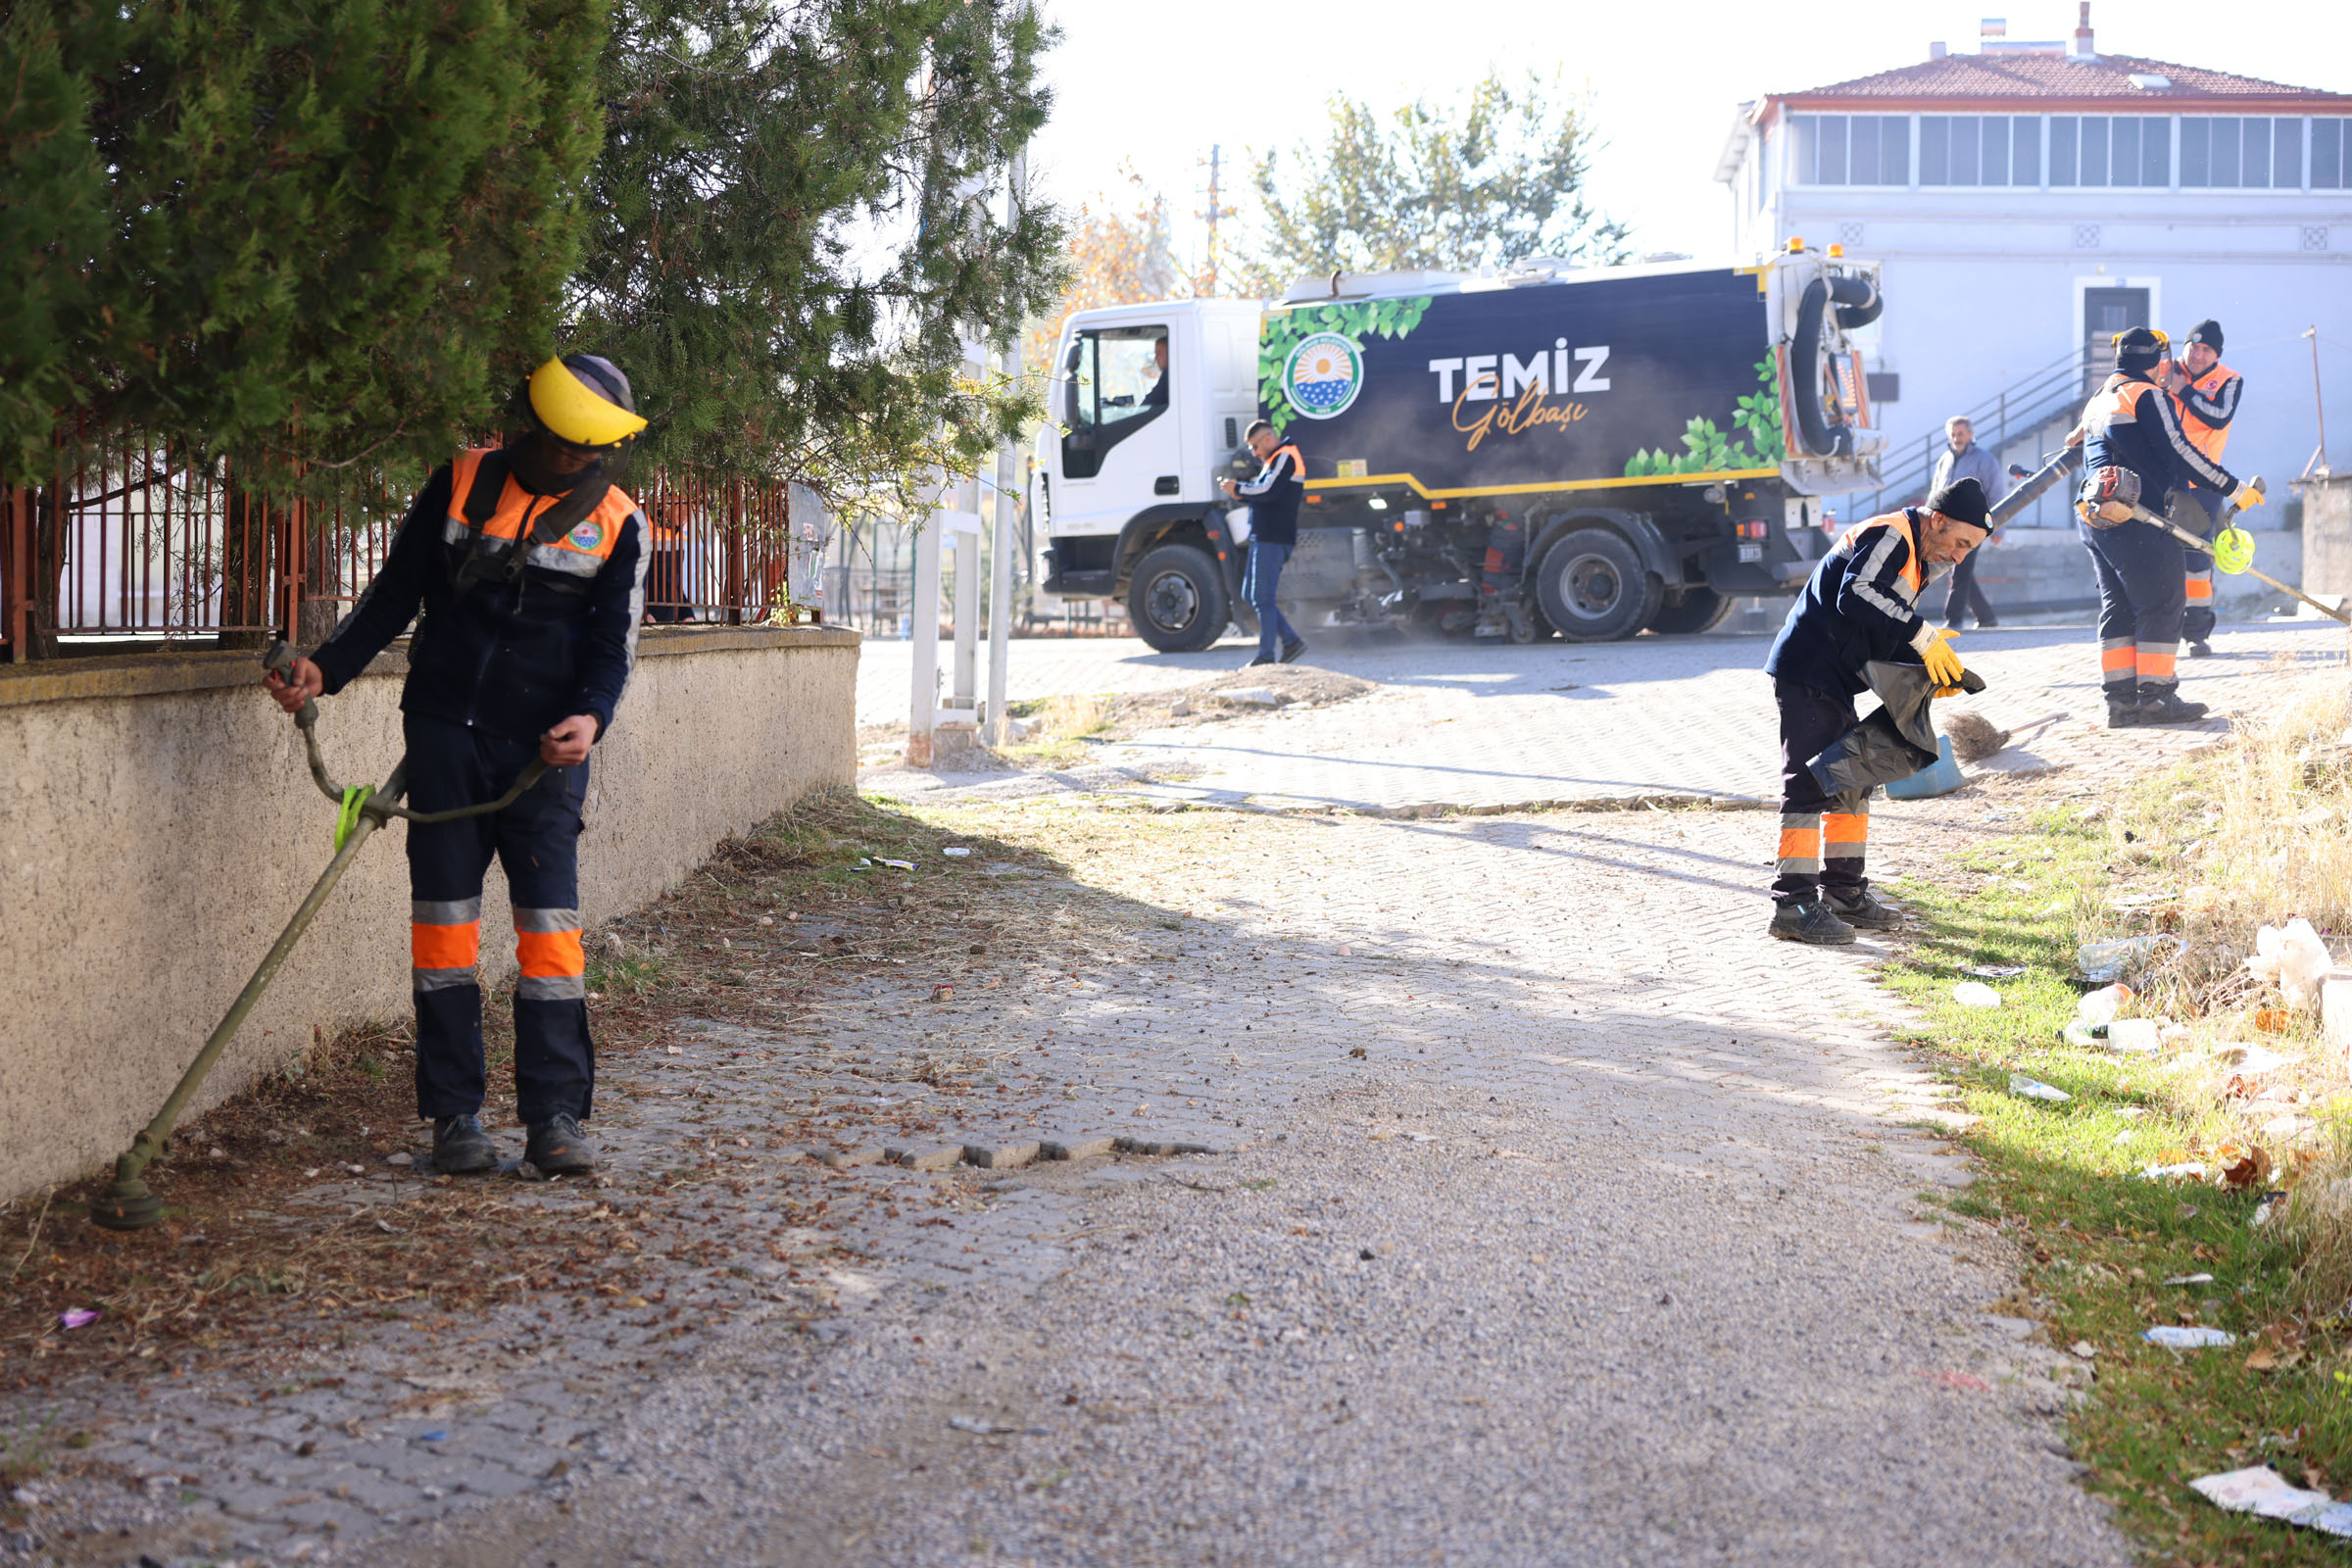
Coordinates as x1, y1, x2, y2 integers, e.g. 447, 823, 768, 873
1066, 326, 1169, 429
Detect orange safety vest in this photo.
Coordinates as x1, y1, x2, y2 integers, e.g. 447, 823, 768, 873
2177, 361, 2239, 464
446, 447, 638, 582
1834, 510, 1924, 597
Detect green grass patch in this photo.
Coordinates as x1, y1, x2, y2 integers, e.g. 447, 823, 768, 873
1886, 808, 2352, 1564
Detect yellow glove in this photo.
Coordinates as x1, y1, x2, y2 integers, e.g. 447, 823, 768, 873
1921, 628, 1967, 697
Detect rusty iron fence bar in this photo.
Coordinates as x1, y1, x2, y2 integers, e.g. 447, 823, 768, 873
1, 431, 808, 661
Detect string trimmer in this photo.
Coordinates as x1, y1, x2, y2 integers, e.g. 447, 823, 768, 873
89, 643, 548, 1230
1994, 450, 2348, 625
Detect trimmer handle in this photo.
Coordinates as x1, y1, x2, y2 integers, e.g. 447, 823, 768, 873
263, 638, 319, 728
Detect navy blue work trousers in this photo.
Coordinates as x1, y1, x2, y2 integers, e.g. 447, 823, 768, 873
2079, 516, 2186, 695
1245, 541, 1300, 658
403, 714, 594, 1126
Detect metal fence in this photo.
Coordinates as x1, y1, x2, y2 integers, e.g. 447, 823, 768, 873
1, 432, 814, 660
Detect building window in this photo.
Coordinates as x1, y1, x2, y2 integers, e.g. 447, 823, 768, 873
2317, 120, 2348, 189
2180, 117, 2305, 188
1918, 115, 2040, 185
2050, 116, 2169, 187
1789, 114, 1910, 185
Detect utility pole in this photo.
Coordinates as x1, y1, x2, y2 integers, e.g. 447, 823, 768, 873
1197, 144, 1236, 295
984, 150, 1025, 748
2307, 325, 2330, 479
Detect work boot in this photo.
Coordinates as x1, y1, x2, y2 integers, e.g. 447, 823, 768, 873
1244, 653, 1276, 667
2105, 695, 2140, 729
2135, 685, 2209, 725
1826, 886, 1902, 930
1769, 899, 1856, 946
1278, 638, 1308, 664
524, 1112, 597, 1178
2187, 639, 2214, 659
431, 1113, 498, 1175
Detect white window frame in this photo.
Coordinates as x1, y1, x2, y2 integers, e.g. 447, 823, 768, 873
1915, 112, 2046, 189
1787, 112, 1913, 189
2177, 114, 2315, 193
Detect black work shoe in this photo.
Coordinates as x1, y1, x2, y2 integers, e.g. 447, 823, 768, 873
2135, 685, 2209, 725
524, 1113, 597, 1178
2187, 640, 2214, 659
432, 1114, 498, 1175
1769, 900, 1856, 946
1278, 638, 1308, 664
1245, 654, 1277, 667
2106, 697, 2140, 729
1826, 887, 1902, 930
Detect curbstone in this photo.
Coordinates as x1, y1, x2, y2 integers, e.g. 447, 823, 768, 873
1115, 1137, 1219, 1156
815, 1146, 886, 1170
963, 1141, 1041, 1170
888, 1145, 965, 1172
1040, 1136, 1116, 1161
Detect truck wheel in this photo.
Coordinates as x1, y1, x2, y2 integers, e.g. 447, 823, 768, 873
1534, 529, 1662, 643
1645, 587, 1736, 636
1127, 543, 1230, 653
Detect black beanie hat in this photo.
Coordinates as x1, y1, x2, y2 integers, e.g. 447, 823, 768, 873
2114, 325, 2167, 373
2185, 318, 2224, 354
1927, 475, 1990, 531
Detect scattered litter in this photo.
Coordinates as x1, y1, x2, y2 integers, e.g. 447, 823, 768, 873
2062, 1022, 2103, 1050
2219, 1044, 2290, 1073
930, 984, 955, 1003
416, 1430, 447, 1443
2140, 1161, 2209, 1181
942, 847, 971, 858
2146, 1325, 2237, 1348
2255, 1008, 2290, 1034
1953, 981, 2004, 1008
1967, 964, 2028, 979
948, 1415, 1047, 1437
2219, 1146, 2275, 1190
2078, 934, 2184, 986
386, 1152, 414, 1167
2108, 890, 2179, 909
2070, 1341, 2098, 1359
58, 1308, 98, 1330
2115, 1105, 2147, 1119
2164, 1272, 2217, 1286
2188, 1466, 2352, 1537
2009, 1075, 2070, 1102
875, 858, 915, 871
2247, 918, 2330, 1010
2106, 1018, 2161, 1054
1221, 687, 1282, 709
2255, 1192, 2288, 1228
1336, 945, 1352, 957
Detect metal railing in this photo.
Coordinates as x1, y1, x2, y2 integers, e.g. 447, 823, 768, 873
1, 430, 814, 660
1835, 343, 2098, 521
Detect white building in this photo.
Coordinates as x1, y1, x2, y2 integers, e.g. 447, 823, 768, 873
1714, 4, 2352, 531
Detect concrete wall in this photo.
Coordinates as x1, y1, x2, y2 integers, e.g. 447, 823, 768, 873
0, 625, 858, 1202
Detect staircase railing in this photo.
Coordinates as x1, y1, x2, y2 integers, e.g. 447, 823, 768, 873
1833, 343, 2100, 522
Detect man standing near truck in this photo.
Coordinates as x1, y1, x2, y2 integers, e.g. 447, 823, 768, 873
2162, 319, 2243, 658
1763, 478, 1991, 945
1931, 416, 2002, 630
1218, 419, 1307, 666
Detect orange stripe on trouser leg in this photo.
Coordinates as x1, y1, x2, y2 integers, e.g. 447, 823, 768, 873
2185, 576, 2213, 602
412, 921, 480, 970
1823, 812, 1869, 855
2137, 646, 2177, 681
2100, 646, 2137, 674
1778, 827, 1821, 860
515, 928, 586, 979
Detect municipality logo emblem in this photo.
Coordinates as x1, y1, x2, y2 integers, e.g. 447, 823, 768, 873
566, 518, 604, 552
1282, 332, 1364, 420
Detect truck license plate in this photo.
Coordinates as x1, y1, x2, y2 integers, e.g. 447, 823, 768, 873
1738, 543, 1764, 564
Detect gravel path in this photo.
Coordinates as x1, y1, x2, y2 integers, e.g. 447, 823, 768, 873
378, 798, 2132, 1568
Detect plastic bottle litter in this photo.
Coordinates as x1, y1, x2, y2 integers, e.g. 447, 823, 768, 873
1952, 981, 2003, 1008
1967, 964, 2029, 979
2009, 1074, 2071, 1102
2078, 934, 2184, 986
942, 847, 972, 858
2247, 917, 2330, 1009
2164, 1272, 2216, 1286
2139, 1161, 2208, 1181
2105, 1018, 2161, 1054
2061, 1022, 2102, 1049
2076, 984, 2133, 1027
2189, 1466, 2352, 1537
2146, 1325, 2236, 1348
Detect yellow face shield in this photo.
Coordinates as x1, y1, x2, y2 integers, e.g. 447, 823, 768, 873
527, 357, 648, 450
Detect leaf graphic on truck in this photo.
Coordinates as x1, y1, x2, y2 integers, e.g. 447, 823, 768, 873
1623, 357, 1788, 476
1259, 297, 1433, 438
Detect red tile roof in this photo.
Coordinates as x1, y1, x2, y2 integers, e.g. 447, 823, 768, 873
1767, 51, 2352, 115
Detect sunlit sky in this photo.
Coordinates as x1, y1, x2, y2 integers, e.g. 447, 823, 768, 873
1026, 0, 2352, 282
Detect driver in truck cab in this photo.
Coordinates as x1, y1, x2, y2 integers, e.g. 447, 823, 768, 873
1218, 419, 1307, 667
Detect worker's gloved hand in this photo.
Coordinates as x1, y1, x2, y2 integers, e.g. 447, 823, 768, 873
1920, 628, 1968, 698
264, 656, 324, 714
2230, 478, 2266, 511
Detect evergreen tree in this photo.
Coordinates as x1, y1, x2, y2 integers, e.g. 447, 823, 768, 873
573, 0, 1065, 515
0, 0, 609, 490
1022, 168, 1186, 379
1244, 71, 1630, 289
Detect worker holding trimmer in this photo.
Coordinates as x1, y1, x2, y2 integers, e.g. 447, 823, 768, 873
2161, 319, 2244, 658
2071, 326, 2261, 727
265, 356, 652, 1178
1763, 477, 1992, 946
